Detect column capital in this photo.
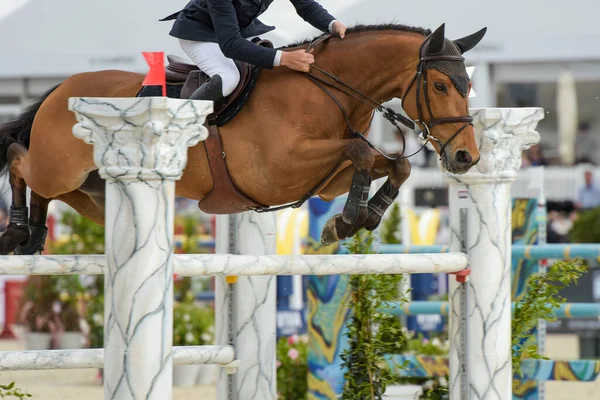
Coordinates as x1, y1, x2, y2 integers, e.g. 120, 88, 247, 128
69, 97, 213, 181
445, 107, 543, 184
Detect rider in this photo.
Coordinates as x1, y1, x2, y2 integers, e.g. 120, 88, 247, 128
160, 0, 347, 103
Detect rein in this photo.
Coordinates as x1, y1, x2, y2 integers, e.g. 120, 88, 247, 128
304, 34, 473, 160
304, 35, 415, 162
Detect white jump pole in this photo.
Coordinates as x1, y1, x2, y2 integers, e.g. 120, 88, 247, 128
69, 96, 213, 399
447, 108, 543, 399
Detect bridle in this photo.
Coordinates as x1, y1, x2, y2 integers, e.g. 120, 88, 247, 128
401, 38, 473, 157
303, 33, 473, 161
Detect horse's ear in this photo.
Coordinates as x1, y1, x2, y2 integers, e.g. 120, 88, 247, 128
454, 27, 487, 54
427, 23, 446, 54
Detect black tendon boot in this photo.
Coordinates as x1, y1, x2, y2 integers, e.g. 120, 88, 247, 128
364, 181, 400, 231
342, 170, 372, 226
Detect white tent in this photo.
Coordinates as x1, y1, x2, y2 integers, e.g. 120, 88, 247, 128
1, 0, 600, 78
0, 0, 192, 77
333, 0, 600, 64
0, 0, 351, 77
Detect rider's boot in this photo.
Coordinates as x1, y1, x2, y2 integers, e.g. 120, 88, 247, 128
189, 75, 225, 108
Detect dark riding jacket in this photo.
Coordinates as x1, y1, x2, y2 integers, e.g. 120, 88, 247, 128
161, 0, 337, 69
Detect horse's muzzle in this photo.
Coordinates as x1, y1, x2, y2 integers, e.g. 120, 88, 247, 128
442, 148, 479, 174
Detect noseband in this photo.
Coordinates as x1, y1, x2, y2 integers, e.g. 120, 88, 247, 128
304, 33, 473, 160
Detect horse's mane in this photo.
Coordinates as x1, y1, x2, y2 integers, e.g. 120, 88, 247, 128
280, 23, 432, 49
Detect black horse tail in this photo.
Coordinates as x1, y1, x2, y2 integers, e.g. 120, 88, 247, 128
0, 84, 60, 176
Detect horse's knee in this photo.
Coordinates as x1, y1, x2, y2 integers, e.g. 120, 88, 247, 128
344, 140, 374, 171
397, 157, 411, 175
390, 158, 411, 187
7, 143, 27, 182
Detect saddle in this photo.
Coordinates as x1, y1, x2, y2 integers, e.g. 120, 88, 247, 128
160, 38, 274, 214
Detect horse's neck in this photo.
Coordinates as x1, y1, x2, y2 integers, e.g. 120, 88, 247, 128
314, 32, 423, 115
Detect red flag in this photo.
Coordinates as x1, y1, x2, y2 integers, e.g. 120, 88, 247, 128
142, 52, 166, 97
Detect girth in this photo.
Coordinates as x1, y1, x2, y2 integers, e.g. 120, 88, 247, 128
197, 125, 266, 214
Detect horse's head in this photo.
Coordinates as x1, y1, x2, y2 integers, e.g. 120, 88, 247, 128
401, 24, 487, 174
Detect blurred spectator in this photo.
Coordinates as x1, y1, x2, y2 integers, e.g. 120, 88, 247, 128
546, 210, 573, 243
0, 206, 7, 232
526, 144, 547, 166
575, 122, 597, 165
575, 170, 600, 210
0, 199, 8, 232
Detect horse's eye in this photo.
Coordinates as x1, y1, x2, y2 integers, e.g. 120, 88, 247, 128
434, 82, 447, 92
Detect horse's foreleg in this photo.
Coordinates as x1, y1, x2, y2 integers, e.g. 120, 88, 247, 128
320, 140, 375, 246
0, 144, 33, 254
320, 152, 410, 246
341, 140, 375, 225
363, 156, 411, 231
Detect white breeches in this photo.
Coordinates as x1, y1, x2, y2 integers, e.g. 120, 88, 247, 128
179, 39, 241, 97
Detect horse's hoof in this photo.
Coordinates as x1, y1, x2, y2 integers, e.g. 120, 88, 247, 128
363, 212, 382, 232
321, 216, 340, 246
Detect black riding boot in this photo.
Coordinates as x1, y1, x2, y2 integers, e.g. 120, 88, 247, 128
189, 75, 225, 107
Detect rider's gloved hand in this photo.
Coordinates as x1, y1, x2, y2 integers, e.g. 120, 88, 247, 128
280, 50, 315, 73
279, 20, 347, 73
331, 21, 347, 39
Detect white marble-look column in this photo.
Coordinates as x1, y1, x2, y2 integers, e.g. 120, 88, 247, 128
447, 108, 543, 400
69, 97, 212, 400
216, 212, 277, 400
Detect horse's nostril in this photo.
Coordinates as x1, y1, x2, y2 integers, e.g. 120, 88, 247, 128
455, 150, 472, 166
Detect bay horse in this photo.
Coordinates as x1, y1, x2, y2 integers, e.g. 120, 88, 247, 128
0, 23, 486, 255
